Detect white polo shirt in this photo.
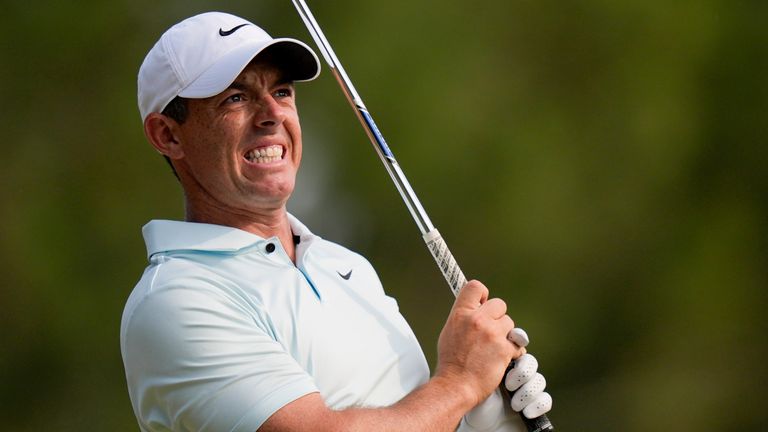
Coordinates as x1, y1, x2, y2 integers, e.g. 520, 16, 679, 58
120, 214, 430, 432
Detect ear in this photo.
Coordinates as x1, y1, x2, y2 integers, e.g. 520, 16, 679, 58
144, 113, 185, 160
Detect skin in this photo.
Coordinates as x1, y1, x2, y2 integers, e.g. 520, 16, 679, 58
144, 57, 526, 431
144, 58, 301, 260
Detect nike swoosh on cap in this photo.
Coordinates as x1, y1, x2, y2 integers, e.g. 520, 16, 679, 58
219, 23, 250, 36
337, 270, 353, 280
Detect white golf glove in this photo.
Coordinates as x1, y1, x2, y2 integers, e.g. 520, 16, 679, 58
460, 353, 552, 432
505, 354, 552, 419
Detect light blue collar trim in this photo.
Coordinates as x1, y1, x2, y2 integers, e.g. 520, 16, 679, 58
143, 213, 317, 259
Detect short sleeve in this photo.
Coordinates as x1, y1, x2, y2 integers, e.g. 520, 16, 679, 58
122, 281, 317, 432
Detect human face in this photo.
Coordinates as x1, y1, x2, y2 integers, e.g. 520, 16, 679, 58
173, 60, 302, 218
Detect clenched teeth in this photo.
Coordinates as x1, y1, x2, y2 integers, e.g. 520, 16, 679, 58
245, 145, 283, 164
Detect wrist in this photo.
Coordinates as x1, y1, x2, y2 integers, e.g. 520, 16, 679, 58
432, 368, 481, 412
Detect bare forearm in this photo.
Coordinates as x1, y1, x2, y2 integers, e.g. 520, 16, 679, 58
260, 376, 475, 432
339, 375, 474, 432
261, 281, 522, 432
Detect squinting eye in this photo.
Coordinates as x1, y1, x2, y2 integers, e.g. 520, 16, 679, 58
226, 94, 245, 103
274, 88, 293, 98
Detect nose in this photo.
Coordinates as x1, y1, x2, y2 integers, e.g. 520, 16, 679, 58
254, 95, 285, 129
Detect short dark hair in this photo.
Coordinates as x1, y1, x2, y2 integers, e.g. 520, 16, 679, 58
160, 97, 188, 179
162, 96, 188, 124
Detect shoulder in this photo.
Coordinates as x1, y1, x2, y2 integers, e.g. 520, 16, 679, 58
120, 259, 317, 432
120, 257, 261, 354
123, 256, 241, 315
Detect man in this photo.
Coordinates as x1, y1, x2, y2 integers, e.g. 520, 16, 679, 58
121, 11, 551, 432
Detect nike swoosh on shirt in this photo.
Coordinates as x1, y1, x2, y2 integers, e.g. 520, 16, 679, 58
337, 270, 353, 280
219, 23, 250, 36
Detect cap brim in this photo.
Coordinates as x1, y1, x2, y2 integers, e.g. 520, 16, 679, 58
178, 38, 320, 99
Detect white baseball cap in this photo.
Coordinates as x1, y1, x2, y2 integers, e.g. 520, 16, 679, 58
138, 11, 321, 120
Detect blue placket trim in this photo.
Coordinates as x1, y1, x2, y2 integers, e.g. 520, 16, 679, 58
297, 266, 321, 301
265, 234, 321, 301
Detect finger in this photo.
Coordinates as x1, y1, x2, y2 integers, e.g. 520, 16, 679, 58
510, 372, 546, 412
519, 347, 527, 357
454, 280, 489, 309
505, 353, 538, 391
479, 297, 508, 319
508, 327, 529, 348
496, 315, 518, 349
522, 392, 552, 419
510, 344, 527, 361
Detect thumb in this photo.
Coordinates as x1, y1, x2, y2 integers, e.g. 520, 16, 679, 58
454, 280, 489, 310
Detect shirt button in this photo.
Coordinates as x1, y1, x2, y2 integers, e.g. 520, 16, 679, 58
266, 243, 276, 253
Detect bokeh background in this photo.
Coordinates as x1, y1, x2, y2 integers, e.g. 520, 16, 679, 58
1, 0, 766, 430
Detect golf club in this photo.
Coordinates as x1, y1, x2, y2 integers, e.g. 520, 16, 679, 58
291, 2, 554, 431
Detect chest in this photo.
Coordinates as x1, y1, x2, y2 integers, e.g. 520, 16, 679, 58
225, 253, 430, 407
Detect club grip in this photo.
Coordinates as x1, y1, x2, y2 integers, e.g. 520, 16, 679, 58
423, 229, 467, 297
425, 229, 555, 432
521, 414, 554, 432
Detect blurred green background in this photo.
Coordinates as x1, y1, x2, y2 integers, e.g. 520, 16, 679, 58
1, 0, 766, 430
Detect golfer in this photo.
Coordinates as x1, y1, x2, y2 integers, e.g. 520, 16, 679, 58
120, 11, 551, 432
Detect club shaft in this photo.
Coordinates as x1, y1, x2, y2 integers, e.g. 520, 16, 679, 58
291, 2, 553, 431
292, 0, 434, 236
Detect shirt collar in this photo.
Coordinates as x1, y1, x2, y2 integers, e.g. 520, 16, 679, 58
142, 213, 317, 259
